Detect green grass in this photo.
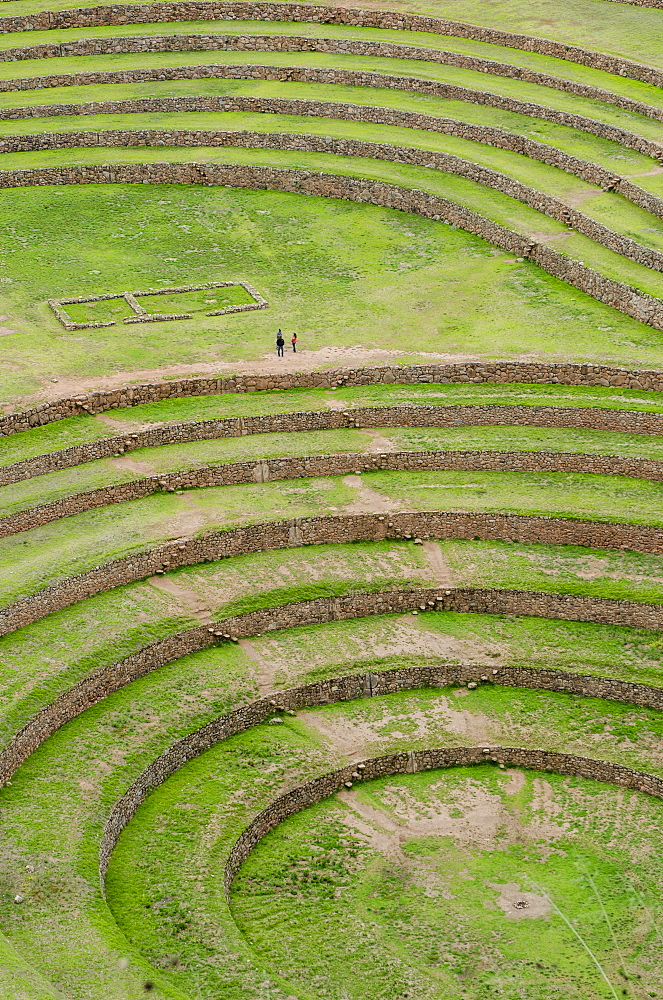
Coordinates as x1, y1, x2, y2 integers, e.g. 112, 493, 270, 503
8, 380, 663, 469
0, 20, 660, 111
0, 427, 373, 515
2, 49, 662, 140
247, 609, 663, 689
6, 535, 663, 742
1, 183, 663, 405
64, 283, 255, 323
0, 0, 660, 67
7, 423, 663, 517
7, 142, 657, 303
3, 654, 663, 999
0, 540, 431, 741
2, 80, 661, 186
2, 90, 662, 252
104, 681, 663, 999
4, 467, 663, 606
2, 6, 663, 996
230, 764, 663, 1000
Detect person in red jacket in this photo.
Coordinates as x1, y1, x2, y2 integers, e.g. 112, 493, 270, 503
291, 332, 297, 353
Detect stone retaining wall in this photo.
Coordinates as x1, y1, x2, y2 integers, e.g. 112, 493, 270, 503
5, 446, 663, 539
222, 746, 663, 896
0, 165, 660, 333
0, 3, 660, 88
5, 511, 663, 637
3, 67, 661, 163
3, 129, 660, 273
98, 664, 663, 882
6, 402, 663, 488
5, 96, 660, 224
1, 33, 660, 124
4, 361, 663, 438
6, 584, 663, 791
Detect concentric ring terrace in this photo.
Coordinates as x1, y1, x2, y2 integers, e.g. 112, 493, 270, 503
2, 1, 663, 998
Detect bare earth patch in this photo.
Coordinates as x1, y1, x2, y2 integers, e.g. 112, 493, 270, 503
110, 455, 158, 475
337, 771, 567, 863
489, 882, 552, 919
422, 540, 455, 587
341, 473, 406, 514
146, 575, 213, 621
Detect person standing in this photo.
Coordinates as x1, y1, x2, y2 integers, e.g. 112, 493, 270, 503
276, 330, 285, 357
291, 332, 297, 353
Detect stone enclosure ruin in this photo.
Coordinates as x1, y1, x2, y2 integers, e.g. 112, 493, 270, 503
48, 279, 268, 329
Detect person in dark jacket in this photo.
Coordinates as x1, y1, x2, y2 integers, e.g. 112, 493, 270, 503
276, 330, 285, 356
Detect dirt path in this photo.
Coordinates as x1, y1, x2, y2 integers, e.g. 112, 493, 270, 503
110, 455, 158, 475
362, 427, 397, 452
341, 473, 405, 514
239, 639, 280, 694
422, 540, 455, 587
29, 345, 470, 404
146, 573, 214, 621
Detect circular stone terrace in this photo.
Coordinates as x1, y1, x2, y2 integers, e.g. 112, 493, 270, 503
1, 1, 663, 998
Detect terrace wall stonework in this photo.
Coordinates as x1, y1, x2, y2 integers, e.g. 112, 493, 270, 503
0, 2, 660, 88
100, 676, 663, 886
6, 402, 663, 487
6, 584, 663, 791
0, 167, 661, 334
4, 362, 663, 438
2, 129, 661, 273
1, 33, 661, 124
222, 746, 663, 896
2, 66, 662, 163
4, 511, 663, 637
3, 95, 660, 221
5, 446, 663, 538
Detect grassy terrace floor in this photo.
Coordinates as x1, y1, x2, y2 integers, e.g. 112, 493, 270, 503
7, 382, 663, 464
5, 469, 663, 605
0, 19, 659, 109
3, 81, 662, 184
2, 1, 663, 997
4, 673, 663, 1000
1, 185, 663, 404
0, 0, 660, 67
4, 48, 663, 136
5, 538, 663, 740
6, 424, 663, 516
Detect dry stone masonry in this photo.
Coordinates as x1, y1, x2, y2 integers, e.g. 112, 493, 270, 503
2, 129, 661, 274
5, 511, 663, 638
98, 670, 663, 884
49, 280, 267, 330
0, 3, 660, 88
0, 33, 661, 123
4, 361, 663, 438
222, 747, 663, 897
0, 166, 660, 330
3, 66, 662, 164
6, 401, 663, 487
5, 446, 663, 539
3, 95, 660, 222
6, 584, 663, 790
